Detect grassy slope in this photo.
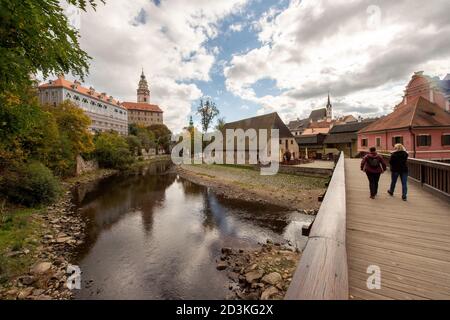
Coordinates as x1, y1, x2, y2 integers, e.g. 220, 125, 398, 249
0, 206, 45, 284
185, 164, 328, 190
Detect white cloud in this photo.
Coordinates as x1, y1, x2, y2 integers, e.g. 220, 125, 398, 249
75, 0, 248, 131
230, 23, 243, 32
224, 0, 450, 122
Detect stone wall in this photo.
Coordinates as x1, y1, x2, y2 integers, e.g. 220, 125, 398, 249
277, 165, 333, 178
76, 155, 99, 176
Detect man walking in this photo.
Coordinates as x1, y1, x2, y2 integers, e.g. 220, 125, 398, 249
361, 147, 387, 199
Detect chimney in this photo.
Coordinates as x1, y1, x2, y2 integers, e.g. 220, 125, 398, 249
72, 80, 81, 90
108, 96, 113, 102
88, 87, 95, 95
57, 74, 65, 80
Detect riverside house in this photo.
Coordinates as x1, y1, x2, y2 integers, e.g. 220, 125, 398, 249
222, 112, 299, 163
358, 72, 450, 160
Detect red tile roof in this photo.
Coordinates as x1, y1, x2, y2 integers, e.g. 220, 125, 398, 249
38, 76, 122, 107
360, 96, 450, 133
309, 120, 334, 128
122, 102, 163, 113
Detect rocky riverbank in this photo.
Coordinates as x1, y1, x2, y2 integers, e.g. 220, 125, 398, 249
177, 164, 327, 211
217, 241, 300, 300
0, 169, 117, 300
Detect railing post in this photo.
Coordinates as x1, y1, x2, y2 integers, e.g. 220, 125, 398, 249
420, 163, 426, 185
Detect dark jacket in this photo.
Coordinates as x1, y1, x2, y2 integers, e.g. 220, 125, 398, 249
389, 150, 409, 173
361, 152, 387, 174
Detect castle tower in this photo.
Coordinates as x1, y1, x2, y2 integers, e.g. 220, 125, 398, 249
326, 92, 333, 120
137, 69, 150, 103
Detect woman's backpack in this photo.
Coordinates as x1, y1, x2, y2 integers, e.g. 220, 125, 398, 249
367, 156, 380, 168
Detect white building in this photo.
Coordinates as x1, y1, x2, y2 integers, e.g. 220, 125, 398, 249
38, 75, 128, 135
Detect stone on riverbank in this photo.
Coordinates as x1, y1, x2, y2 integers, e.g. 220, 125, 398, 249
215, 240, 300, 300
216, 262, 228, 270
261, 286, 279, 300
261, 272, 282, 286
245, 270, 264, 283
31, 262, 52, 275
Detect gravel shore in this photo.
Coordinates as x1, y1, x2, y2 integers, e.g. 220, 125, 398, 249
0, 169, 116, 300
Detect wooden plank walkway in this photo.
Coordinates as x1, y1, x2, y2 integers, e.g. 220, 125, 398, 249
345, 158, 450, 300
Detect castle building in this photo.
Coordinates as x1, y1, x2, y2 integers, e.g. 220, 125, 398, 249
38, 75, 128, 135
122, 70, 164, 127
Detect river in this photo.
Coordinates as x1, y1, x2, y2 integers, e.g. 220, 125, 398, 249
72, 162, 313, 299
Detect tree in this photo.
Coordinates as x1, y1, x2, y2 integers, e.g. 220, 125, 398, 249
126, 135, 142, 156
0, 0, 102, 94
147, 124, 172, 154
42, 101, 94, 176
215, 117, 226, 132
93, 131, 134, 169
197, 98, 219, 133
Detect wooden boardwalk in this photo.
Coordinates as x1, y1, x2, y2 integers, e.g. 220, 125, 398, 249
345, 159, 450, 300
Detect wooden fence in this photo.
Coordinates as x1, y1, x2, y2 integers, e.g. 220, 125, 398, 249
285, 152, 348, 300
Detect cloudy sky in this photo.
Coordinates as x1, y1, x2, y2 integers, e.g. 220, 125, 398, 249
66, 0, 450, 131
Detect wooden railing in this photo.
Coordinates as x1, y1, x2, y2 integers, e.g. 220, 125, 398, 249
285, 152, 348, 300
381, 154, 450, 200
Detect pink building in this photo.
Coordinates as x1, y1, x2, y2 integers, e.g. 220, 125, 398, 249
358, 72, 450, 160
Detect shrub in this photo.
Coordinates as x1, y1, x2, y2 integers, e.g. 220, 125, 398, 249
94, 131, 134, 169
0, 161, 61, 206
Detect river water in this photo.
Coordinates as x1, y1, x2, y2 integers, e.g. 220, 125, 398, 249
72, 162, 313, 299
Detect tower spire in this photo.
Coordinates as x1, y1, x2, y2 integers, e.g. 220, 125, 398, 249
326, 91, 333, 120
137, 69, 150, 103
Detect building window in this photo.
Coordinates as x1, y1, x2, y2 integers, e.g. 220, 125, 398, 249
417, 135, 431, 147
291, 140, 293, 145
392, 136, 403, 146
442, 134, 450, 146
376, 137, 381, 147
361, 138, 368, 147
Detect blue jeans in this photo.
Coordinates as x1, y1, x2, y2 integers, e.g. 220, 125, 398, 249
389, 171, 408, 198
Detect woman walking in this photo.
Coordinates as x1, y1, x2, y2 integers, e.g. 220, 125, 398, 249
361, 147, 387, 199
388, 144, 409, 201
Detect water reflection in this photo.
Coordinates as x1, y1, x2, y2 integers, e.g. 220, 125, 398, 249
73, 163, 312, 300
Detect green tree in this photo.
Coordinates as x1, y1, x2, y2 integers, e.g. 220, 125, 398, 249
215, 117, 226, 131
147, 124, 172, 154
197, 98, 219, 133
93, 131, 134, 169
0, 90, 56, 170
0, 0, 102, 94
126, 135, 142, 156
42, 101, 94, 176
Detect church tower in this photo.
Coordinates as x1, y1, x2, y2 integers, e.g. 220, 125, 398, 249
137, 69, 150, 103
326, 92, 333, 120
